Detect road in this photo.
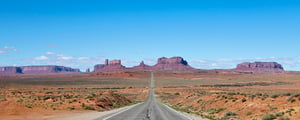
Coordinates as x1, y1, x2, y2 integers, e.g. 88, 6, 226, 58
99, 72, 195, 120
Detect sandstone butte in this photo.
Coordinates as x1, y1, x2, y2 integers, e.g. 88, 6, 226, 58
94, 57, 194, 72
235, 61, 284, 72
93, 57, 285, 72
0, 57, 286, 74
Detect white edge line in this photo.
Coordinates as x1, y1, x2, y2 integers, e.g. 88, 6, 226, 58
162, 104, 193, 120
102, 102, 144, 120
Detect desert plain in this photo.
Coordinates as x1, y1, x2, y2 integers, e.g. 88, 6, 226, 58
1, 70, 300, 120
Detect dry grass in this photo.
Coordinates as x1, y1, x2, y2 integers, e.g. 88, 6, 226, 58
155, 71, 300, 120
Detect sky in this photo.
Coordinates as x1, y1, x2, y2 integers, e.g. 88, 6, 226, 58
1, 0, 300, 71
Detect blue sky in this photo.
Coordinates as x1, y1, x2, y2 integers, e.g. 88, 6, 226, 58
1, 0, 300, 71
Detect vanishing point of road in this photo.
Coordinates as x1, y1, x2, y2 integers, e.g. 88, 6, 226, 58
99, 72, 202, 120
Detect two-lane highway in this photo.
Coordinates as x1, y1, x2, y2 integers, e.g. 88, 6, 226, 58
100, 72, 195, 120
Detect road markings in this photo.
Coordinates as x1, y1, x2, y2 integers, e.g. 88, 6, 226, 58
102, 102, 143, 120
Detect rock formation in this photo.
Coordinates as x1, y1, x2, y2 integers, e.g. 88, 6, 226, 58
94, 64, 105, 72
86, 68, 90, 72
0, 66, 80, 74
94, 57, 195, 71
235, 62, 284, 72
93, 59, 126, 72
21, 66, 80, 74
0, 67, 22, 74
151, 57, 194, 70
131, 61, 151, 70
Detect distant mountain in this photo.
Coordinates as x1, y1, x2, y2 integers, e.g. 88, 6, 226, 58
235, 62, 284, 72
0, 65, 80, 74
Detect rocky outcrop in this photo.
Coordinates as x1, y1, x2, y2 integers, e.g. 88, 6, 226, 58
235, 62, 284, 72
21, 66, 80, 74
151, 57, 194, 70
94, 57, 195, 71
86, 68, 90, 72
131, 61, 151, 70
0, 65, 80, 74
0, 67, 22, 74
93, 59, 126, 72
94, 64, 106, 72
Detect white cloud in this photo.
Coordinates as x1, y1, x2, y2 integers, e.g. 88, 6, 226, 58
58, 56, 73, 60
1, 46, 15, 50
194, 59, 209, 63
44, 52, 74, 60
0, 46, 17, 53
78, 57, 89, 60
143, 58, 156, 65
34, 56, 49, 60
211, 63, 218, 67
45, 52, 56, 55
0, 51, 5, 54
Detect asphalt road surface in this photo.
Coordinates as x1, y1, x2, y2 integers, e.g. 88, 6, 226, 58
100, 72, 195, 120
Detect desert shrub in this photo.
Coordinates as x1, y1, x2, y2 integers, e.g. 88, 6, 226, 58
291, 93, 300, 97
84, 94, 96, 99
224, 111, 237, 117
282, 93, 291, 96
43, 95, 56, 100
62, 94, 72, 99
45, 91, 53, 94
0, 95, 7, 101
245, 111, 252, 116
99, 97, 107, 102
262, 114, 276, 120
16, 99, 23, 103
67, 106, 75, 110
112, 103, 121, 108
227, 92, 236, 95
275, 112, 284, 117
286, 108, 294, 113
240, 93, 247, 96
286, 96, 296, 103
261, 94, 269, 100
205, 115, 218, 120
11, 90, 21, 95
256, 93, 263, 96
228, 96, 238, 102
174, 92, 180, 95
279, 116, 290, 120
25, 103, 33, 108
248, 94, 256, 100
221, 111, 238, 120
241, 98, 247, 102
68, 98, 77, 103
82, 105, 95, 110
290, 99, 296, 103
208, 108, 226, 114
271, 94, 280, 98
108, 97, 116, 102
267, 104, 278, 110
